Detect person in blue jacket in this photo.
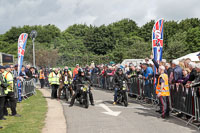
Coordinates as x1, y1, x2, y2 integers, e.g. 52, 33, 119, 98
143, 63, 153, 102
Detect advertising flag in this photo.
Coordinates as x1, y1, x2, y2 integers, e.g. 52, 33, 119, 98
17, 33, 28, 101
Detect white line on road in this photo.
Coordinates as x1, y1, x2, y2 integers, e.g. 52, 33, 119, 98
62, 101, 150, 110
99, 103, 121, 116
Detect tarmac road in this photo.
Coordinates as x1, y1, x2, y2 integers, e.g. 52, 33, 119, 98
61, 88, 199, 133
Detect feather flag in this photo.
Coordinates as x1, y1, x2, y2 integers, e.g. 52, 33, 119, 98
152, 18, 164, 64
152, 19, 164, 86
17, 33, 28, 101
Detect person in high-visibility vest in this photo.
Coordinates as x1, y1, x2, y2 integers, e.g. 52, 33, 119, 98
39, 68, 45, 89
48, 68, 61, 99
3, 65, 20, 117
156, 65, 170, 118
0, 66, 8, 121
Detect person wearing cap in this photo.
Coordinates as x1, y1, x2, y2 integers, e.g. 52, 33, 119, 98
73, 64, 79, 78
49, 68, 61, 99
0, 66, 8, 120
156, 65, 170, 118
3, 65, 20, 117
172, 60, 183, 83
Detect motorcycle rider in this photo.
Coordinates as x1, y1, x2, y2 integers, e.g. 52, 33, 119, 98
69, 68, 94, 107
113, 68, 128, 105
58, 69, 74, 100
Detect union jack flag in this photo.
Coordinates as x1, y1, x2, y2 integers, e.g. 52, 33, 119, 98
152, 19, 164, 86
152, 18, 164, 64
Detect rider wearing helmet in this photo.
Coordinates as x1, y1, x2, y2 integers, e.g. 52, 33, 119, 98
69, 68, 94, 107
58, 69, 73, 99
113, 68, 128, 105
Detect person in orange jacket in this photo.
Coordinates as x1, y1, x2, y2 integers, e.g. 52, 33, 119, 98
73, 64, 79, 78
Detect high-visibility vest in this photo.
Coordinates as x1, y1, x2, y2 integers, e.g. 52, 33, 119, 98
49, 72, 60, 85
156, 73, 170, 96
39, 72, 45, 79
3, 71, 14, 94
64, 76, 72, 85
0, 74, 6, 96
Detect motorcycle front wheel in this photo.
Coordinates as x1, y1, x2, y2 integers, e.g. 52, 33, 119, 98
84, 92, 89, 108
123, 91, 128, 107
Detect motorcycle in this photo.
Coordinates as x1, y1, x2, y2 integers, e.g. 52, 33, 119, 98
76, 82, 90, 108
64, 83, 72, 101
116, 81, 128, 107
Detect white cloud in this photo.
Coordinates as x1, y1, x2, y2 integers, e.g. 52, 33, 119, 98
0, 0, 199, 34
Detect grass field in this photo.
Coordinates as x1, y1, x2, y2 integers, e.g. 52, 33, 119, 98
0, 90, 47, 133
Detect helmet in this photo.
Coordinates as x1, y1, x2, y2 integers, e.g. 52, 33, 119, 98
116, 68, 123, 75
78, 68, 84, 76
64, 69, 68, 73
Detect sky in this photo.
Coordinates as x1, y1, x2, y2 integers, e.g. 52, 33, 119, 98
0, 0, 199, 34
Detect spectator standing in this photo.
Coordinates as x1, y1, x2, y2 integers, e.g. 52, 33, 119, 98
0, 66, 7, 120
143, 63, 153, 102
73, 64, 79, 78
48, 68, 61, 99
165, 63, 173, 78
19, 66, 28, 80
172, 60, 183, 83
39, 68, 45, 89
3, 65, 20, 117
156, 65, 170, 118
188, 62, 197, 82
178, 68, 190, 85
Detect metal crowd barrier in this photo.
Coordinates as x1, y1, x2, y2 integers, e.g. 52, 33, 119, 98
14, 79, 36, 100
93, 74, 200, 124
91, 73, 101, 87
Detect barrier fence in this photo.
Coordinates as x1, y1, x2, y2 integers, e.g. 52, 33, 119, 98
14, 79, 36, 100
91, 74, 200, 123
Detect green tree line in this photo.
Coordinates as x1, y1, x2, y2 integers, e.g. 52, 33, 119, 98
0, 18, 200, 67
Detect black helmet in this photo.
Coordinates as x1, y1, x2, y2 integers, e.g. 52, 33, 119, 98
116, 68, 123, 75
64, 69, 68, 73
78, 68, 84, 76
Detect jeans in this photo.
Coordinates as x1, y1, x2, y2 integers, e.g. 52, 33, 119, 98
144, 84, 151, 99
114, 88, 118, 102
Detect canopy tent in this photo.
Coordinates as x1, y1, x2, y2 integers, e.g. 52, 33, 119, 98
175, 51, 200, 62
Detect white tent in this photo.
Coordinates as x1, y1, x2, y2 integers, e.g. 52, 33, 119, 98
175, 51, 200, 62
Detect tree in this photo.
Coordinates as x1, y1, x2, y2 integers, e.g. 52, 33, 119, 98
163, 32, 188, 60
185, 27, 200, 53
